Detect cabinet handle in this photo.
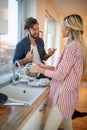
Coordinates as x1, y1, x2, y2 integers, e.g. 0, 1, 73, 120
39, 103, 47, 112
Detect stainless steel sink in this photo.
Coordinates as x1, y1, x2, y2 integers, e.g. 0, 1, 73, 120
0, 84, 46, 105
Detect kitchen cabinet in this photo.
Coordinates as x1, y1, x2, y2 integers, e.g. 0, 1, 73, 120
22, 101, 47, 130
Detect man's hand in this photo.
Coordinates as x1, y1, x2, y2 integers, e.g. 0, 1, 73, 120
43, 48, 57, 60
25, 52, 34, 62
48, 48, 57, 56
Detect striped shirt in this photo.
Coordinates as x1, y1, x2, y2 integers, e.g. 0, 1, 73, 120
44, 41, 84, 119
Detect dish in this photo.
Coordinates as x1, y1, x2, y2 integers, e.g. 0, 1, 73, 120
28, 78, 51, 87
20, 78, 29, 83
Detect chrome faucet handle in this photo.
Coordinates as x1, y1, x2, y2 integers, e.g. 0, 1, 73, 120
12, 60, 21, 86
15, 60, 21, 74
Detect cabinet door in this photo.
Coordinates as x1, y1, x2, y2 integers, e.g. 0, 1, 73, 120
21, 118, 33, 130
31, 105, 43, 130
22, 101, 47, 130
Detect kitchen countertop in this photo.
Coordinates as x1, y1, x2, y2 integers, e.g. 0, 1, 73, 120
0, 86, 50, 130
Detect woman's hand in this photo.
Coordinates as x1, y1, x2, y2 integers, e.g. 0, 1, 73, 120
38, 62, 54, 70
30, 64, 40, 73
37, 62, 47, 68
30, 64, 45, 74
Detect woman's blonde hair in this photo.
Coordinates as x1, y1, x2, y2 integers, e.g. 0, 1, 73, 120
63, 14, 87, 75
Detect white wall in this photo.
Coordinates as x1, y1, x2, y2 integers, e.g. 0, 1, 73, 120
22, 0, 37, 37
23, 0, 36, 19
36, 0, 59, 33
37, 0, 46, 32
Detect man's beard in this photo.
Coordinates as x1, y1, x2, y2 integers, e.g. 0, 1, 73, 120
30, 32, 39, 39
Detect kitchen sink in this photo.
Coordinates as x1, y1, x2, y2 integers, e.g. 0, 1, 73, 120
0, 84, 46, 105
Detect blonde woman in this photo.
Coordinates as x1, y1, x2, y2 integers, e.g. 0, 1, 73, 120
30, 14, 87, 130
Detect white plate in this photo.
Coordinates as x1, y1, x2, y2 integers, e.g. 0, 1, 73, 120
20, 78, 29, 83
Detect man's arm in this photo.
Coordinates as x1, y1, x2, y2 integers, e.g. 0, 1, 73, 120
13, 43, 33, 66
18, 52, 33, 66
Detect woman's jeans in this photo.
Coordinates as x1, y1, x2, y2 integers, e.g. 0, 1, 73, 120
44, 105, 73, 130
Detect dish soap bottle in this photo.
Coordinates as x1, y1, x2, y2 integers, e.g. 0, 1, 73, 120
30, 45, 35, 54
29, 45, 35, 65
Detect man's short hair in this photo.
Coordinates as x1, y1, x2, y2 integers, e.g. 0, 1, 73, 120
24, 17, 39, 30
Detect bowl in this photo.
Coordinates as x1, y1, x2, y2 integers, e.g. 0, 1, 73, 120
24, 63, 40, 80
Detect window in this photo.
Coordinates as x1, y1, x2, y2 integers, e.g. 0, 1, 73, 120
44, 15, 61, 66
0, 0, 18, 74
44, 15, 55, 65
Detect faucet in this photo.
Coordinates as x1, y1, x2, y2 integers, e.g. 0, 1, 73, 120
12, 60, 21, 86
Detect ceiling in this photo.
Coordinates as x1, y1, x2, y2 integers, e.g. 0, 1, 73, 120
49, 0, 87, 21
